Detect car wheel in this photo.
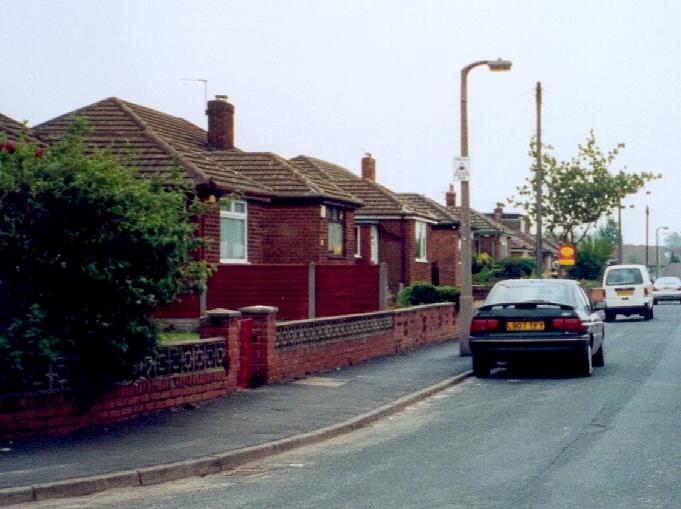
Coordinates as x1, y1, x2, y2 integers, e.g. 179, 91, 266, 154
472, 354, 491, 377
592, 343, 605, 367
577, 343, 593, 377
643, 305, 652, 321
604, 311, 615, 322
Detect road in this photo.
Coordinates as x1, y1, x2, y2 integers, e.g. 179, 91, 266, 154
18, 304, 681, 509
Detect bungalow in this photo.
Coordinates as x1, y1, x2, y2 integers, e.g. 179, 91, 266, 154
28, 96, 377, 321
291, 155, 446, 297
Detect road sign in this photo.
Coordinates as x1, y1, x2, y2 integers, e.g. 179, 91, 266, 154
558, 244, 576, 266
454, 157, 470, 182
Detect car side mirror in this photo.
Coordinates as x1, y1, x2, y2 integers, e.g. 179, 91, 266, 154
592, 300, 606, 311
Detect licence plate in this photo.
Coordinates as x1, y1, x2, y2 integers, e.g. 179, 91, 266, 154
616, 289, 634, 297
506, 321, 545, 331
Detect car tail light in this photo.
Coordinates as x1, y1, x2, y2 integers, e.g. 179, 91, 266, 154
677, 286, 681, 291
470, 319, 499, 333
644, 288, 649, 296
653, 286, 658, 291
552, 318, 586, 333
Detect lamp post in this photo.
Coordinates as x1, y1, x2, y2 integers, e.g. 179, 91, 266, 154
458, 58, 512, 356
656, 226, 669, 279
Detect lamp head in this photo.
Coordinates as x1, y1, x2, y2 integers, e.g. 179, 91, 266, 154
487, 59, 512, 72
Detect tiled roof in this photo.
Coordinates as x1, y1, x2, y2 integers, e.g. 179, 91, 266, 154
398, 194, 460, 225
291, 156, 436, 220
33, 98, 270, 195
31, 98, 363, 205
210, 152, 362, 205
0, 113, 36, 142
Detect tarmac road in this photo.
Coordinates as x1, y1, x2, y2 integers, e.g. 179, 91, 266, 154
14, 303, 681, 509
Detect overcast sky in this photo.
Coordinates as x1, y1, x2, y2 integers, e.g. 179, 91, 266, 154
3, 0, 679, 245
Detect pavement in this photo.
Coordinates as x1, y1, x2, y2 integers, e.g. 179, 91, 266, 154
0, 340, 472, 506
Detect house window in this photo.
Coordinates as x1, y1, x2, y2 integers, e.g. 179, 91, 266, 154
500, 237, 508, 258
220, 200, 247, 262
415, 221, 427, 261
327, 207, 344, 255
354, 226, 361, 257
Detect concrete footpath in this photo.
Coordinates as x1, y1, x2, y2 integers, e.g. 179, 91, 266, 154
0, 340, 471, 505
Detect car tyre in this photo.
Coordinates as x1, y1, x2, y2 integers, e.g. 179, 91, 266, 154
577, 343, 593, 377
643, 305, 652, 321
472, 354, 491, 378
592, 343, 605, 367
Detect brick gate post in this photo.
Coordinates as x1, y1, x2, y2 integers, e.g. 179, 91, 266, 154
239, 306, 278, 386
199, 308, 242, 388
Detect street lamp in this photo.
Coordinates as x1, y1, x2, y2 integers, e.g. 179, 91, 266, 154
458, 58, 512, 356
656, 226, 669, 279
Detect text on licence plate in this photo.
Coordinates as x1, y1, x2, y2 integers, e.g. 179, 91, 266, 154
506, 321, 545, 331
615, 288, 634, 297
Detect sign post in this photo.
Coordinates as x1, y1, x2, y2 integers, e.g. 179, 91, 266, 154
454, 157, 470, 182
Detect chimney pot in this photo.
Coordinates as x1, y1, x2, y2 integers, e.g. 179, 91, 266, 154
446, 183, 457, 207
494, 202, 504, 222
361, 154, 376, 182
207, 95, 235, 150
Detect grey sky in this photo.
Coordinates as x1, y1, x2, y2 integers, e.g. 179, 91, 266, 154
3, 0, 679, 245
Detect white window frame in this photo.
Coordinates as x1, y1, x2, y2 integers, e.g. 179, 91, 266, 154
415, 221, 428, 261
327, 206, 344, 256
370, 225, 379, 263
220, 200, 248, 263
354, 226, 361, 258
500, 237, 508, 258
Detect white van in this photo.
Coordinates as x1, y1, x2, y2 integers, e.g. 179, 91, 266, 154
602, 264, 654, 321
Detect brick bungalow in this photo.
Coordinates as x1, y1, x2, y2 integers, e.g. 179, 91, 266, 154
444, 184, 516, 262
484, 203, 558, 273
292, 155, 442, 298
29, 96, 377, 320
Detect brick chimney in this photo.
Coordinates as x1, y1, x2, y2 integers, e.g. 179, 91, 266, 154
494, 202, 504, 222
361, 153, 376, 181
445, 184, 457, 207
206, 95, 234, 150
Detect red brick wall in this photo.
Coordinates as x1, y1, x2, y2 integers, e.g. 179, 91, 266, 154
267, 303, 457, 383
316, 264, 380, 317
208, 264, 309, 321
0, 304, 456, 439
379, 219, 407, 295
429, 227, 459, 286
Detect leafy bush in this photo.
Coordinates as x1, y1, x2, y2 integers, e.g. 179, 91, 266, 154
568, 236, 613, 281
493, 257, 535, 278
473, 267, 494, 284
436, 285, 461, 306
0, 121, 209, 404
472, 252, 492, 274
397, 282, 461, 307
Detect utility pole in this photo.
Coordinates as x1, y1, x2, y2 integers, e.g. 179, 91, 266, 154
645, 205, 649, 267
535, 82, 543, 278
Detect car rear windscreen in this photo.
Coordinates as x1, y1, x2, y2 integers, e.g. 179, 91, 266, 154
605, 268, 643, 286
486, 282, 573, 306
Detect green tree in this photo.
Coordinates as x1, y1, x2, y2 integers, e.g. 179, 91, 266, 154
664, 232, 681, 262
0, 120, 209, 401
568, 236, 614, 281
595, 217, 619, 246
509, 131, 660, 244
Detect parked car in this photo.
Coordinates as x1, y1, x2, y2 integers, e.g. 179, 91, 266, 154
469, 279, 605, 377
652, 276, 681, 304
602, 264, 654, 321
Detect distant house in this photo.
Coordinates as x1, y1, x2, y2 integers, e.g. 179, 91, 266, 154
443, 185, 514, 262
484, 203, 558, 274
292, 155, 456, 296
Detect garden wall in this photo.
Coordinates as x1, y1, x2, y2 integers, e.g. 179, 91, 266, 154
1, 303, 457, 440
